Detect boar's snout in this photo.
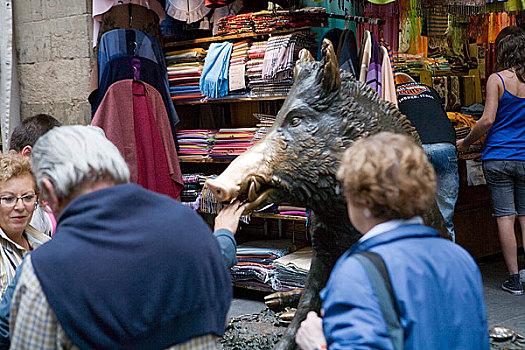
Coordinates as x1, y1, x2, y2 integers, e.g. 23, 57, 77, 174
205, 140, 277, 212
206, 178, 239, 202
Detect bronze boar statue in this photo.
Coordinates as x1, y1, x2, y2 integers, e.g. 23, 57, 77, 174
206, 39, 446, 350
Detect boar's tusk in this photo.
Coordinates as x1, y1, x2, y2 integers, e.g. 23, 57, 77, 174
245, 190, 270, 213
251, 175, 261, 192
248, 180, 258, 202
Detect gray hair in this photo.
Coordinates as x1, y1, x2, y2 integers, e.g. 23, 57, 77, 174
31, 125, 130, 200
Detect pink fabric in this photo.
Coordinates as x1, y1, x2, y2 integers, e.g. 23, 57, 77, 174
92, 0, 165, 47
92, 79, 183, 199
356, 2, 399, 53
279, 211, 307, 217
132, 82, 179, 198
47, 211, 57, 236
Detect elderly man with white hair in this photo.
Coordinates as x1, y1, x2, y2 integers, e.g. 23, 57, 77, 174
8, 125, 240, 350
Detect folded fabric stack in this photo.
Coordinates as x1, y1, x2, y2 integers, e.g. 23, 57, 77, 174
231, 240, 292, 291
253, 113, 276, 143
166, 48, 206, 102
273, 247, 312, 290
460, 103, 484, 119
180, 173, 207, 210
252, 8, 327, 34
229, 40, 251, 93
200, 42, 234, 98
277, 205, 308, 217
252, 11, 282, 34
217, 12, 254, 35
230, 40, 251, 66
199, 181, 250, 225
251, 31, 316, 98
210, 128, 257, 159
216, 8, 327, 36
448, 112, 484, 158
176, 129, 217, 160
245, 41, 267, 93
262, 34, 295, 82
425, 57, 451, 72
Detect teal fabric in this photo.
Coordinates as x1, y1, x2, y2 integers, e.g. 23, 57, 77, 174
200, 42, 233, 98
213, 228, 238, 269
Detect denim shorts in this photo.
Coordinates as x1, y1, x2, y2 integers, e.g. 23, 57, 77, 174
482, 160, 525, 216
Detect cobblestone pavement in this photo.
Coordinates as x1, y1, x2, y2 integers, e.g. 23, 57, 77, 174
227, 254, 525, 346
480, 254, 525, 334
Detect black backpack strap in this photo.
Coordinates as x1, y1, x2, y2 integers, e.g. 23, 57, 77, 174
354, 251, 404, 350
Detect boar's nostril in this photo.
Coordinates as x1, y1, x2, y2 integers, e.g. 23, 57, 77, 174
206, 179, 231, 202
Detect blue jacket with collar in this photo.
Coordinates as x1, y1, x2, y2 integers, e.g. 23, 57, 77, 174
320, 224, 489, 350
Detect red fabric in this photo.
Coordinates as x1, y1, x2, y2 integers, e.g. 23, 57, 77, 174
92, 79, 183, 199
132, 82, 179, 199
205, 0, 235, 8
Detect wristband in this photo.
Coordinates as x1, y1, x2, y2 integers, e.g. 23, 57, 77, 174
463, 138, 471, 147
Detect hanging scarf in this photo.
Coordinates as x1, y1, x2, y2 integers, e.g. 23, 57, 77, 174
200, 42, 234, 98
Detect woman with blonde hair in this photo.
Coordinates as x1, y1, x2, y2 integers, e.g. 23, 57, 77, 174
0, 152, 49, 297
296, 132, 488, 350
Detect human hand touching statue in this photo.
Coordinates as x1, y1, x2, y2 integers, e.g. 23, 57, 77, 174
296, 311, 327, 350
214, 200, 248, 234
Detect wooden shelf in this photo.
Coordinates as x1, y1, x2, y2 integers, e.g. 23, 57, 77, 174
232, 282, 274, 293
173, 95, 287, 105
179, 158, 234, 163
198, 210, 307, 222
164, 27, 312, 49
252, 212, 307, 223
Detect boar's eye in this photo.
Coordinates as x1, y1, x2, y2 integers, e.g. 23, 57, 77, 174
290, 117, 301, 127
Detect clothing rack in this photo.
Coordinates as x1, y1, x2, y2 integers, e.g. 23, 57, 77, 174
323, 12, 385, 26
267, 2, 385, 26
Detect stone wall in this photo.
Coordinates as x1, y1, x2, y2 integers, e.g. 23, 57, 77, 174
14, 0, 92, 125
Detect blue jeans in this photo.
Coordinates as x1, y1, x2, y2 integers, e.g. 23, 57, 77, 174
423, 143, 459, 241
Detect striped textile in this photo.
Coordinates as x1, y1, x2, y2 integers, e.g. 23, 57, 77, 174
379, 38, 395, 73
428, 11, 449, 36
10, 256, 219, 349
0, 226, 48, 298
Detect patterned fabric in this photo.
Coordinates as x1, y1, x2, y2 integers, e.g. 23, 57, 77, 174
379, 38, 395, 72
448, 75, 461, 112
0, 226, 48, 298
432, 76, 448, 111
262, 34, 295, 81
10, 256, 218, 350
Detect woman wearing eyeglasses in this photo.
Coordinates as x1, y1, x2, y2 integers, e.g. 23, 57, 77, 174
0, 152, 49, 297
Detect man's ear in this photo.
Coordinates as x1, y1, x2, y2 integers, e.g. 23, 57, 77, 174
41, 179, 60, 213
21, 145, 32, 158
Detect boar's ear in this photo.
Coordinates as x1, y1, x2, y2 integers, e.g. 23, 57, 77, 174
294, 48, 315, 77
319, 39, 341, 94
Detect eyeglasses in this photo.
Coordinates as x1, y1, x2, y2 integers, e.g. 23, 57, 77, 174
0, 194, 37, 208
